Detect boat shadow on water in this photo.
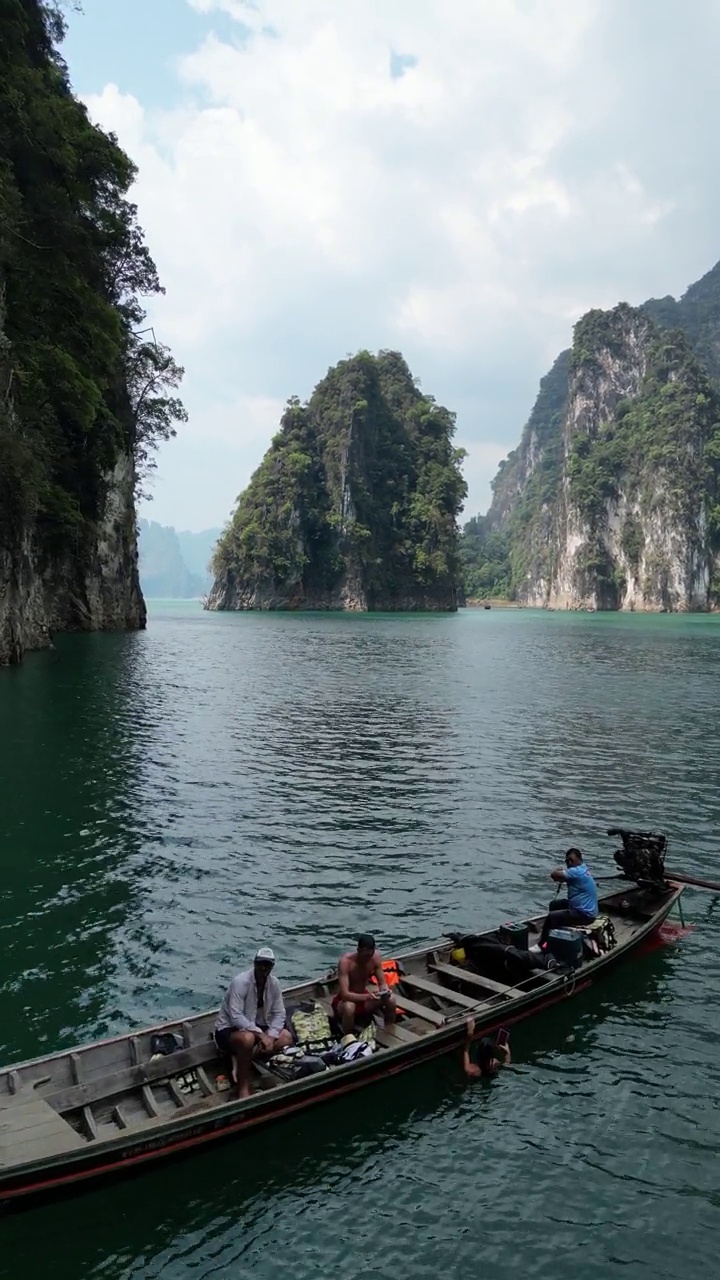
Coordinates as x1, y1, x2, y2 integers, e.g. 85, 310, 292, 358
0, 941, 681, 1279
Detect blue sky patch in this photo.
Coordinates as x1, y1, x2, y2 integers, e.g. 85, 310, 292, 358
390, 49, 418, 79
61, 0, 239, 106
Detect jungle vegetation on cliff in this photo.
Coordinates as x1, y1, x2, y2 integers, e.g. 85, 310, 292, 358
211, 351, 467, 610
463, 260, 720, 609
0, 0, 185, 550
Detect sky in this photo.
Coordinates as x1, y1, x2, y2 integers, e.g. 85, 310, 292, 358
61, 0, 720, 532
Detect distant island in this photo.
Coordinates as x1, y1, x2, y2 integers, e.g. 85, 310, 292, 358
138, 521, 221, 598
462, 259, 720, 612
207, 351, 467, 612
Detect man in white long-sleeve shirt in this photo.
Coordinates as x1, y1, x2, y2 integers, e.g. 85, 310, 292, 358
214, 947, 292, 1098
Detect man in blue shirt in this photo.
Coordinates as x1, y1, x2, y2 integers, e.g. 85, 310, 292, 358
538, 848, 599, 949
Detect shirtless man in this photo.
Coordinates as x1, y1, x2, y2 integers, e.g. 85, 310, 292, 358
332, 934, 397, 1035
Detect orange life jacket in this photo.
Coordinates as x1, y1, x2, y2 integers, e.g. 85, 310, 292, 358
369, 959, 405, 1014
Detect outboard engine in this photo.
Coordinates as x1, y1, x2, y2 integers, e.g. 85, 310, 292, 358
608, 827, 668, 888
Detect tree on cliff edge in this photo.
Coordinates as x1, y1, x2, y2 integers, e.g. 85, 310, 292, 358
0, 0, 185, 547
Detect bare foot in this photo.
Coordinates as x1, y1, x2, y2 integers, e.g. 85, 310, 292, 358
237, 1083, 251, 1100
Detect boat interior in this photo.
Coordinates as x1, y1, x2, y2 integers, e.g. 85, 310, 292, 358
0, 887, 671, 1170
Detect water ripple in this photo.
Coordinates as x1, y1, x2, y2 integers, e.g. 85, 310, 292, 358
0, 606, 719, 1278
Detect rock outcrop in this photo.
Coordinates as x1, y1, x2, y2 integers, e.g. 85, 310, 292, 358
0, 458, 144, 665
469, 261, 720, 611
0, 1, 183, 662
208, 351, 467, 612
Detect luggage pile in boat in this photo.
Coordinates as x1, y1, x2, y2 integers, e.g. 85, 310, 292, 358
265, 1002, 379, 1081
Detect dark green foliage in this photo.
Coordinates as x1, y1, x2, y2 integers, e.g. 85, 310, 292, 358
459, 516, 510, 598
574, 537, 625, 608
213, 351, 467, 606
471, 350, 569, 598
568, 327, 720, 530
214, 396, 333, 589
620, 513, 645, 568
569, 305, 637, 375
0, 1, 184, 549
666, 262, 720, 387
128, 336, 187, 500
642, 294, 681, 332
642, 267, 720, 400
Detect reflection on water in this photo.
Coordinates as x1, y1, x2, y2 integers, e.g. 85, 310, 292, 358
1, 606, 719, 1279
0, 635, 151, 1054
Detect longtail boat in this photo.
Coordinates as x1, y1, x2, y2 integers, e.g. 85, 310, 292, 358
0, 854, 683, 1210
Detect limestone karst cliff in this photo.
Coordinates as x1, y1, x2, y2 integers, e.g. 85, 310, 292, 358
0, 1, 184, 663
138, 520, 220, 598
463, 262, 720, 611
208, 351, 467, 612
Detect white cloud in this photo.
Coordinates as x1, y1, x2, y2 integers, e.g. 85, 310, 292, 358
83, 0, 720, 529
139, 391, 285, 529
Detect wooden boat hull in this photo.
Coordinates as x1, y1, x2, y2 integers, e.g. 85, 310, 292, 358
0, 883, 683, 1210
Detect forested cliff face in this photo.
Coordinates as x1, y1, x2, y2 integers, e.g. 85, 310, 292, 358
463, 261, 720, 611
209, 351, 467, 611
0, 1, 184, 662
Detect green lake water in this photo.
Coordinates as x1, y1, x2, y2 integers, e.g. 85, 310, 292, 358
1, 603, 719, 1278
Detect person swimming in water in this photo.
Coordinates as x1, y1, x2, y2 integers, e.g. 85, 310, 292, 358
462, 1017, 511, 1079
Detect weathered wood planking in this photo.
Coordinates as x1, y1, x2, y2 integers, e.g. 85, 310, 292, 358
428, 962, 520, 997
45, 1041, 217, 1115
0, 1095, 85, 1168
402, 973, 484, 1010
391, 994, 446, 1026
374, 1025, 418, 1048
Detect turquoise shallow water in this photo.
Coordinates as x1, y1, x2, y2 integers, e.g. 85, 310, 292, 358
1, 604, 719, 1278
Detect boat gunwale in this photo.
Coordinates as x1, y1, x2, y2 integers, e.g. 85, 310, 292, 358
0, 883, 683, 1200
1, 882, 681, 1079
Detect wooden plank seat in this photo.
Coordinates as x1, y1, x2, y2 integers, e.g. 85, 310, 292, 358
393, 993, 446, 1027
429, 962, 516, 998
402, 973, 483, 1010
45, 1040, 218, 1116
0, 1094, 86, 1167
375, 1024, 418, 1048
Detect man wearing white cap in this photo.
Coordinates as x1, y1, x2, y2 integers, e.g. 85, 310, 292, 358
214, 947, 292, 1098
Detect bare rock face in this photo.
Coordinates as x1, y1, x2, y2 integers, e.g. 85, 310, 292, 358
0, 456, 145, 665
485, 300, 720, 612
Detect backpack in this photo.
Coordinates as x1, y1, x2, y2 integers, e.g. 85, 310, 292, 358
150, 1032, 184, 1057
288, 1000, 335, 1053
321, 1037, 374, 1066
579, 916, 617, 957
